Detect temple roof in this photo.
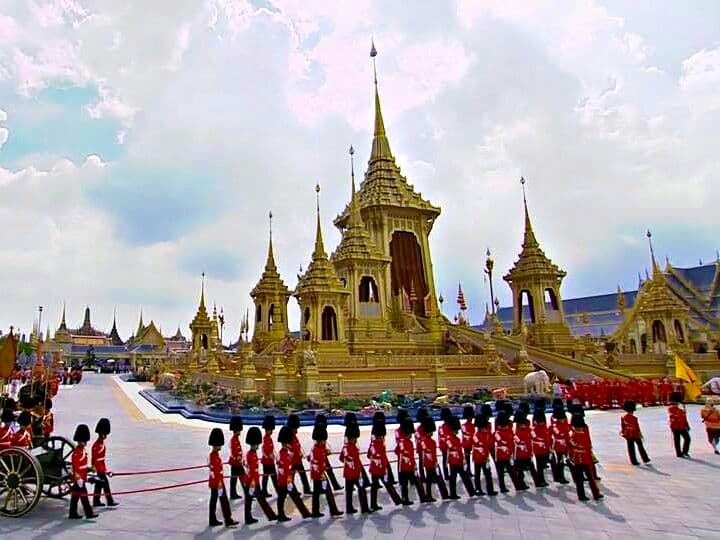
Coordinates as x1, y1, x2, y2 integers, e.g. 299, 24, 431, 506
71, 306, 106, 337
190, 275, 212, 330
108, 311, 124, 346
503, 184, 566, 284
251, 212, 291, 299
168, 326, 186, 341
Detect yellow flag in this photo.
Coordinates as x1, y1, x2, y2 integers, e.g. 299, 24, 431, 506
675, 354, 702, 401
0, 331, 16, 379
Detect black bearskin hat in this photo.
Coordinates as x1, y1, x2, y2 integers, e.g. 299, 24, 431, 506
17, 411, 31, 427
262, 415, 276, 430
552, 398, 565, 411
622, 400, 636, 413
312, 425, 328, 442
73, 423, 91, 443
314, 414, 328, 427
463, 405, 475, 420
518, 401, 530, 414
343, 412, 358, 426
277, 426, 293, 445
480, 403, 493, 417
45, 398, 53, 411
440, 407, 452, 422
571, 413, 586, 429
416, 407, 429, 422
448, 415, 461, 432
532, 409, 546, 424
534, 398, 547, 412
421, 415, 436, 434
495, 411, 510, 427
229, 416, 244, 432
373, 411, 386, 424
494, 399, 507, 413
208, 427, 225, 447
514, 411, 528, 425
372, 422, 387, 438
396, 409, 409, 424
287, 414, 300, 430
571, 402, 585, 417
503, 401, 514, 415
246, 426, 262, 446
345, 423, 360, 440
95, 418, 111, 435
1, 409, 14, 424
474, 413, 489, 429
400, 417, 415, 436
670, 391, 683, 404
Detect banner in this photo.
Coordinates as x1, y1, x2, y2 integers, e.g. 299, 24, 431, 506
0, 332, 17, 378
675, 354, 702, 401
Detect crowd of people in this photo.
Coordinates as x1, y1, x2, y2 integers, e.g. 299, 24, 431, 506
554, 377, 687, 410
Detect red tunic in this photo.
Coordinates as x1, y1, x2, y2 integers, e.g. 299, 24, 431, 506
367, 438, 389, 477
514, 423, 533, 459
668, 405, 689, 431
446, 432, 464, 467
229, 435, 243, 466
72, 446, 90, 482
11, 427, 32, 449
414, 425, 426, 458
340, 441, 362, 480
395, 434, 416, 473
494, 425, 515, 461
262, 433, 275, 466
569, 427, 593, 466
0, 425, 12, 449
208, 450, 225, 489
621, 414, 641, 439
420, 432, 438, 467
461, 419, 476, 450
438, 423, 450, 452
276, 447, 293, 487
472, 427, 493, 464
309, 443, 328, 481
531, 423, 551, 457
551, 417, 570, 454
290, 435, 304, 466
243, 449, 260, 488
42, 412, 53, 437
91, 438, 108, 474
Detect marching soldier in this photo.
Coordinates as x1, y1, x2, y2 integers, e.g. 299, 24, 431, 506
395, 417, 427, 505
69, 424, 98, 520
275, 425, 310, 521
568, 414, 603, 501
314, 414, 343, 491
344, 412, 371, 488
472, 409, 497, 496
461, 405, 476, 474
419, 415, 449, 501
447, 415, 475, 498
242, 427, 277, 524
513, 410, 535, 490
92, 418, 118, 507
308, 424, 343, 518
415, 408, 429, 482
340, 422, 371, 514
438, 407, 452, 480
620, 401, 651, 465
287, 414, 312, 494
373, 411, 396, 485
0, 408, 14, 449
531, 407, 551, 487
261, 415, 278, 497
228, 416, 245, 500
668, 391, 691, 457
367, 418, 401, 510
493, 411, 517, 493
394, 409, 409, 481
207, 427, 238, 527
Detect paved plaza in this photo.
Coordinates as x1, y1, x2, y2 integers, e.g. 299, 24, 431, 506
7, 373, 720, 539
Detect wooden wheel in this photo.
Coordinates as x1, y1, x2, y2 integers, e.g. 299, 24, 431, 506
0, 447, 43, 517
40, 436, 75, 498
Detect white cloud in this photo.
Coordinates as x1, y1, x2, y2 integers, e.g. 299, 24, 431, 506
680, 45, 720, 113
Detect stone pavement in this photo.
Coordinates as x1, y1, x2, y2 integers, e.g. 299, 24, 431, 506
6, 373, 720, 539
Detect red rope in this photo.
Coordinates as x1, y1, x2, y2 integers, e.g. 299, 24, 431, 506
112, 465, 208, 476
71, 478, 208, 497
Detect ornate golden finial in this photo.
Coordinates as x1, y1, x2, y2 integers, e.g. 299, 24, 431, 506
347, 145, 364, 228
349, 145, 356, 195
647, 230, 660, 276
369, 39, 392, 162
520, 176, 538, 248
265, 210, 277, 272
200, 272, 206, 309
312, 183, 327, 260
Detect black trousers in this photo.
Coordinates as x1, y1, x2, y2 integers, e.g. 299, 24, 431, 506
448, 464, 475, 497
311, 479, 342, 516
69, 482, 94, 518
495, 459, 516, 492
386, 462, 396, 485
92, 472, 115, 504
261, 463, 278, 496
571, 464, 601, 500
293, 463, 312, 494
534, 454, 550, 486
672, 429, 691, 456
229, 465, 245, 498
464, 448, 472, 473
551, 452, 569, 482
277, 484, 310, 518
473, 461, 496, 495
514, 458, 536, 489
243, 484, 277, 523
398, 470, 427, 503
370, 473, 401, 508
424, 465, 449, 500
345, 478, 370, 513
418, 453, 426, 481
441, 450, 449, 480
626, 438, 651, 464
325, 458, 343, 490
209, 487, 233, 525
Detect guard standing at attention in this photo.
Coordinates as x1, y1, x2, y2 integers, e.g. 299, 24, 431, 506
228, 416, 245, 500
92, 418, 118, 507
69, 424, 97, 520
207, 427, 238, 527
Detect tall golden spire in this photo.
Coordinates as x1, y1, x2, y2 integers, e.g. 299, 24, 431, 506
521, 177, 538, 248
136, 308, 144, 337
369, 39, 393, 163
59, 302, 67, 331
265, 211, 277, 272
647, 230, 661, 277
347, 145, 363, 228
200, 272, 206, 309
312, 183, 327, 260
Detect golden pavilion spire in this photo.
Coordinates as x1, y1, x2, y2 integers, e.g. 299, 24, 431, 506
59, 302, 67, 331
136, 308, 144, 337
347, 145, 363, 228
265, 211, 277, 272
646, 230, 661, 277
312, 183, 327, 260
200, 272, 207, 310
521, 177, 539, 248
369, 39, 393, 164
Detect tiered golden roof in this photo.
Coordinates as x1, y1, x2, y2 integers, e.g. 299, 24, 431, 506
251, 213, 290, 300
190, 275, 211, 328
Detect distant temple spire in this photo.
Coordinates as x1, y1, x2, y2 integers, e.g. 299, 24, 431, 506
312, 183, 327, 260
368, 39, 393, 164
59, 303, 67, 331
265, 211, 277, 272
646, 230, 661, 277
521, 177, 539, 248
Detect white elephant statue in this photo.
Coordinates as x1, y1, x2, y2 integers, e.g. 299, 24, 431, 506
524, 370, 550, 395
701, 377, 720, 395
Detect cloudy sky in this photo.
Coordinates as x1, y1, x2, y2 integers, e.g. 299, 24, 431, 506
0, 0, 718, 341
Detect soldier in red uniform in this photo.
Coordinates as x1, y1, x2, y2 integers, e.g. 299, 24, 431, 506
568, 414, 603, 501
228, 416, 245, 500
512, 410, 535, 490
660, 378, 673, 405
395, 410, 409, 482
92, 418, 118, 507
415, 408, 429, 482
668, 391, 691, 457
275, 426, 310, 521
242, 426, 277, 524
438, 407, 452, 480
287, 414, 312, 494
550, 399, 570, 483
367, 417, 401, 510
493, 411, 517, 493
418, 415, 448, 501
447, 415, 475, 498
207, 427, 238, 527
308, 424, 342, 518
11, 411, 33, 449
531, 408, 551, 487
373, 411, 396, 486
472, 407, 497, 496
395, 416, 426, 505
313, 414, 343, 491
260, 415, 277, 498
344, 412, 370, 489
0, 409, 14, 449
69, 424, 98, 520
461, 405, 476, 474
340, 422, 371, 514
620, 401, 651, 465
